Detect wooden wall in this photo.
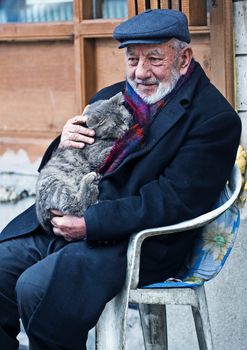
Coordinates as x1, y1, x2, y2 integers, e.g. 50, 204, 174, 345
0, 0, 234, 160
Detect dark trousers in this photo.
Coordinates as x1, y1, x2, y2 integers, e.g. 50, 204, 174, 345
0, 228, 128, 350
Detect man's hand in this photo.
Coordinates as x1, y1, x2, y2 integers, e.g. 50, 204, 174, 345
59, 109, 95, 149
50, 209, 87, 242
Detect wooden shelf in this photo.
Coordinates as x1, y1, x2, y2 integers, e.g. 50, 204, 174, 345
79, 18, 124, 37
0, 22, 74, 41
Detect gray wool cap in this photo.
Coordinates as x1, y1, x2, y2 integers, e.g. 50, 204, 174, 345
113, 9, 191, 48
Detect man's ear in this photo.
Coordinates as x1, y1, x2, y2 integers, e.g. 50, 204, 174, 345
179, 47, 193, 75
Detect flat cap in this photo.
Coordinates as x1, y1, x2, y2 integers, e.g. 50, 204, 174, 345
113, 9, 191, 48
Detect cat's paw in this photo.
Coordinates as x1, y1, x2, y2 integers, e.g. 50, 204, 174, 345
83, 172, 101, 185
79, 172, 101, 208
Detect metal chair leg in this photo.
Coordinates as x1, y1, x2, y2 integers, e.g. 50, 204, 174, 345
95, 290, 129, 350
192, 286, 214, 350
139, 304, 168, 350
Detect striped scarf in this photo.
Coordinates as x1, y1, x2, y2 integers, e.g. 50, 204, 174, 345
99, 59, 196, 175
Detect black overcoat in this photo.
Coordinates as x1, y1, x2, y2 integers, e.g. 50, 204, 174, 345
0, 62, 241, 284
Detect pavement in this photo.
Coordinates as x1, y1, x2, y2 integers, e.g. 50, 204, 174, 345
17, 308, 144, 349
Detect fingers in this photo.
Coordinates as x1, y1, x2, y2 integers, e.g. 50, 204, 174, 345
51, 216, 71, 241
50, 209, 64, 217
67, 114, 88, 125
50, 214, 86, 242
51, 214, 65, 228
52, 227, 73, 241
59, 114, 95, 149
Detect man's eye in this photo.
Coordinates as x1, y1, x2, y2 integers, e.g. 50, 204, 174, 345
149, 57, 162, 64
128, 57, 138, 65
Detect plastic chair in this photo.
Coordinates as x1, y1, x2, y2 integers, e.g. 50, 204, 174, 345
95, 164, 242, 350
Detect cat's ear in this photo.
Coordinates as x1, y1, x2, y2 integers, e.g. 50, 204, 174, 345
109, 92, 125, 105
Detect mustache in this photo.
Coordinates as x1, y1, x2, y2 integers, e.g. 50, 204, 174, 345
134, 78, 159, 85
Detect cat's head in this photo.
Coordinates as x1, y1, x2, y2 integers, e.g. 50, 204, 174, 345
86, 92, 132, 139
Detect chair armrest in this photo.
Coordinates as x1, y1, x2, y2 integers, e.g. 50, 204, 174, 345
127, 164, 242, 289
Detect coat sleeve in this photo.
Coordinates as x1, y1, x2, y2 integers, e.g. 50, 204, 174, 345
37, 135, 61, 171
84, 110, 241, 242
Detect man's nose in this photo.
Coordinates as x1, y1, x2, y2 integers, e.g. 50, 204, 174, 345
135, 59, 152, 80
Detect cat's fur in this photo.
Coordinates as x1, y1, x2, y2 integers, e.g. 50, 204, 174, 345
36, 92, 132, 233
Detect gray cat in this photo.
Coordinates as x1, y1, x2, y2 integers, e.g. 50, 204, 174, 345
36, 92, 132, 234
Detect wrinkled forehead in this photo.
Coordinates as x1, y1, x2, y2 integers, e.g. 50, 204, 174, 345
125, 42, 173, 56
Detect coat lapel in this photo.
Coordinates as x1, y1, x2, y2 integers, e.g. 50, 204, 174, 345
146, 97, 186, 149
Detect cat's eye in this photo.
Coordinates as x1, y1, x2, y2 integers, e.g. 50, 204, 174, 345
98, 119, 105, 126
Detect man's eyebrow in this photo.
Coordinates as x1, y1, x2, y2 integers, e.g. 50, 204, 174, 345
126, 48, 164, 56
147, 49, 164, 56
126, 48, 136, 55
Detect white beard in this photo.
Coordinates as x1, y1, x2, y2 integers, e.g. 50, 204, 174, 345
127, 67, 181, 105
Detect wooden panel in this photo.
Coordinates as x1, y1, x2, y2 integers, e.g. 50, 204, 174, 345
191, 33, 211, 79
0, 41, 76, 137
182, 0, 207, 26
82, 38, 97, 107
0, 23, 74, 41
150, 0, 159, 10
74, 35, 84, 114
74, 0, 83, 113
156, 0, 207, 26
171, 0, 180, 11
94, 38, 126, 92
94, 0, 103, 19
137, 0, 146, 13
210, 1, 234, 105
81, 0, 93, 19
160, 0, 170, 8
79, 19, 123, 37
128, 0, 137, 17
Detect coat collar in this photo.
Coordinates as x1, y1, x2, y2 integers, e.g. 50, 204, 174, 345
134, 61, 209, 151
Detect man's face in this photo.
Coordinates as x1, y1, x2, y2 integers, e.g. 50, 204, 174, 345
125, 42, 181, 104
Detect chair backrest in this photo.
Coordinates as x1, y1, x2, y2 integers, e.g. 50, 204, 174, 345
179, 184, 240, 286
144, 165, 242, 289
